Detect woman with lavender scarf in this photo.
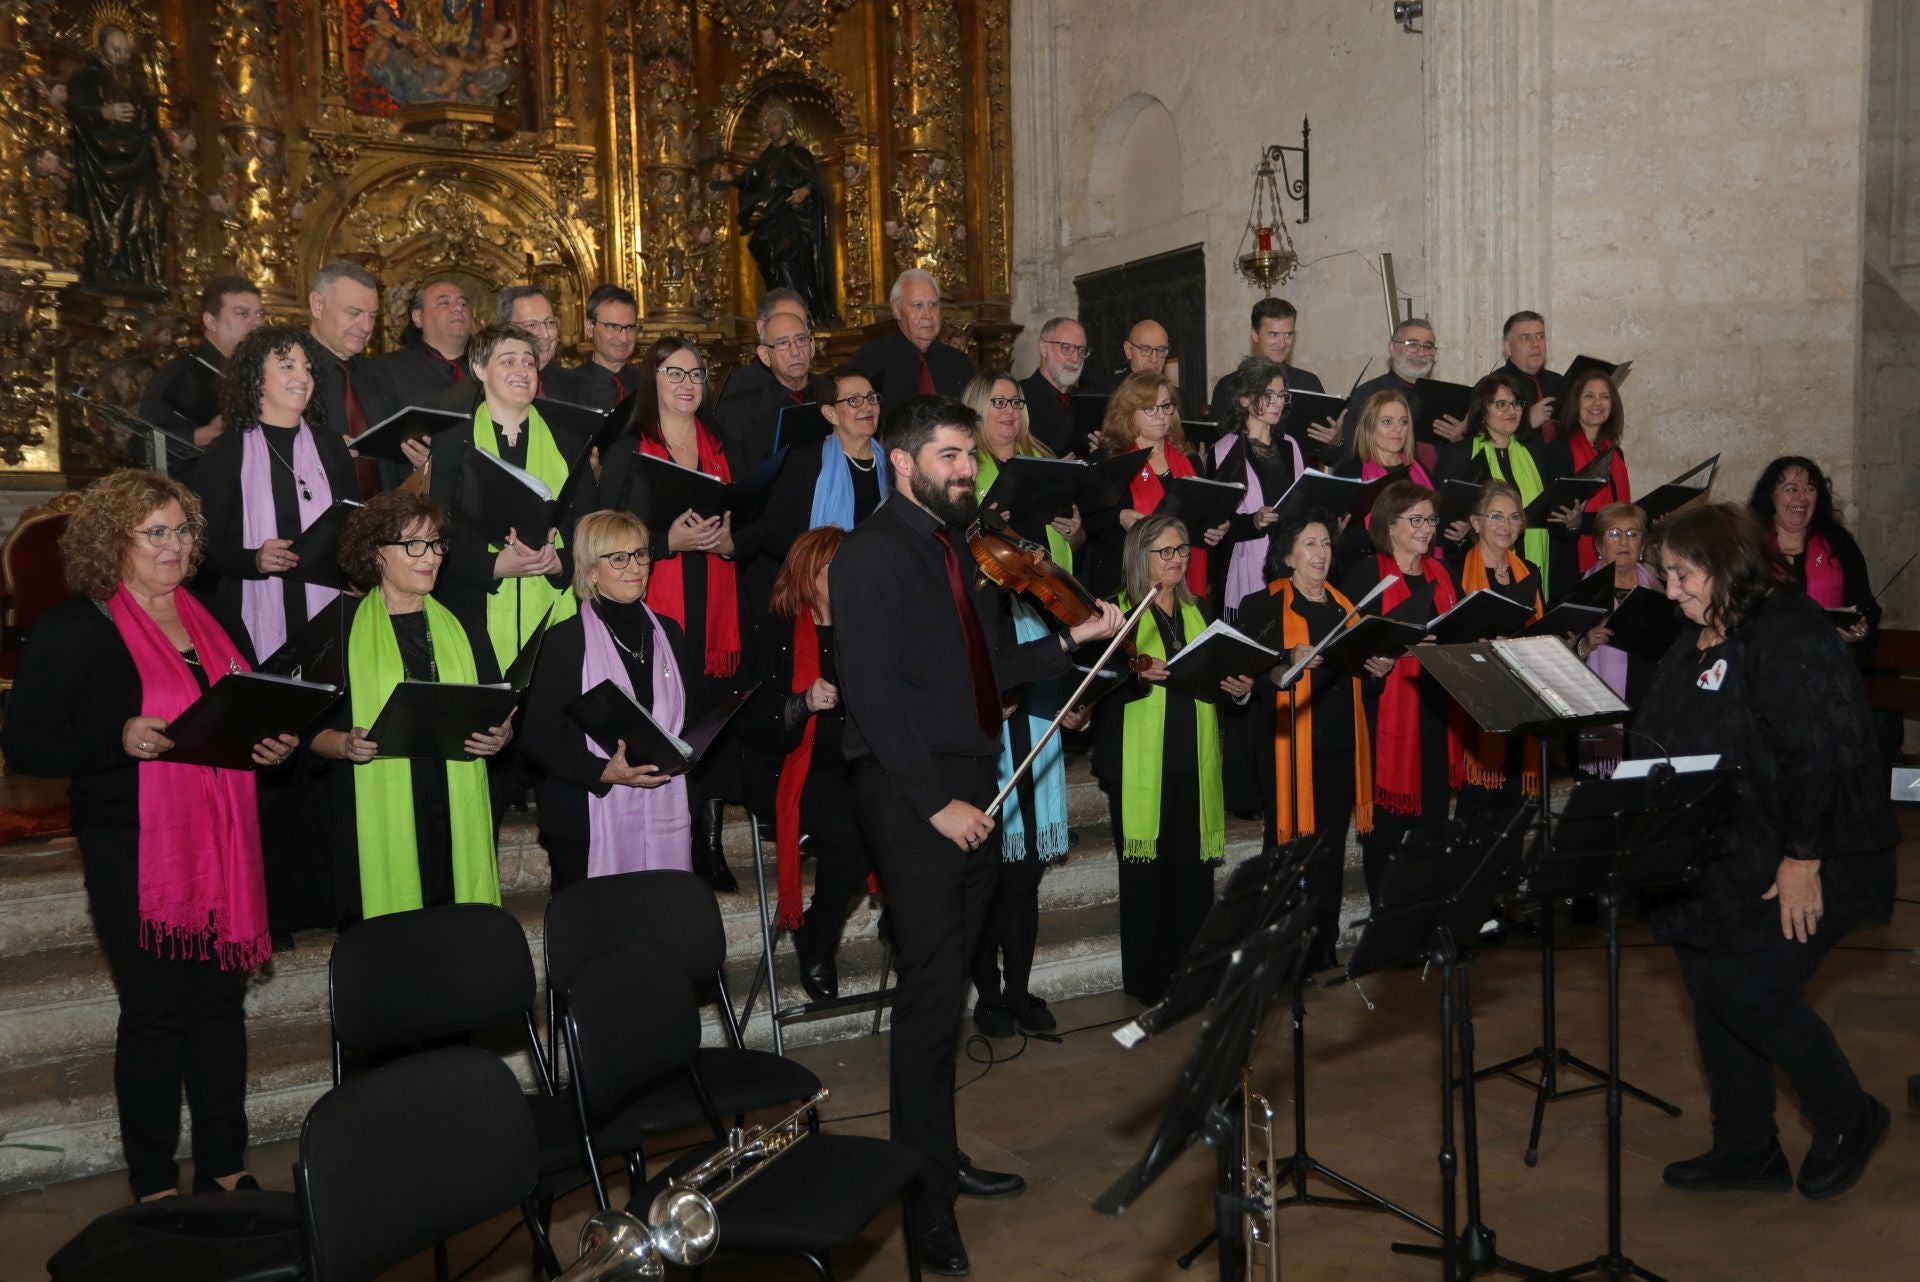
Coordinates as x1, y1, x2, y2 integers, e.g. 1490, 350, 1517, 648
522, 508, 697, 893
1572, 501, 1660, 776
192, 326, 357, 935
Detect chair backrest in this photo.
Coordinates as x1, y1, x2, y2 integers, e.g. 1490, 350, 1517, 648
1, 494, 80, 632
329, 903, 539, 1076
564, 941, 703, 1135
298, 1047, 542, 1282
544, 869, 724, 1004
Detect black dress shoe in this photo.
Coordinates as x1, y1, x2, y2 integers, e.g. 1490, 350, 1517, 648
1798, 1095, 1890, 1200
1661, 1141, 1791, 1192
956, 1152, 1026, 1199
191, 1172, 262, 1194
691, 798, 738, 893
792, 918, 839, 1003
1007, 992, 1056, 1032
973, 1001, 1016, 1039
912, 1204, 970, 1276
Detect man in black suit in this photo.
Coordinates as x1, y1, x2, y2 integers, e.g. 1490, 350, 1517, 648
434, 284, 567, 415
851, 268, 974, 413
1485, 310, 1564, 446
305, 259, 398, 497
1349, 315, 1465, 471
135, 273, 262, 476
552, 283, 643, 410
377, 277, 472, 410
713, 295, 831, 465
1208, 297, 1340, 455
1017, 315, 1086, 457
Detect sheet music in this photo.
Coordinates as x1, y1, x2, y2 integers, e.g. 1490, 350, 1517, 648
1273, 576, 1399, 688
1488, 635, 1629, 719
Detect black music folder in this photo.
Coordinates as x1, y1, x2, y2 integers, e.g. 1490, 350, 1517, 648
1274, 613, 1428, 687
1162, 620, 1281, 704
160, 673, 342, 770
1414, 635, 1628, 735
502, 606, 553, 693
1525, 600, 1607, 641
1523, 447, 1614, 523
1411, 377, 1473, 448
351, 405, 469, 464
1435, 478, 1484, 532
565, 681, 759, 776
1267, 465, 1407, 528
259, 595, 353, 687
1601, 585, 1680, 660
1079, 447, 1151, 513
159, 354, 222, 428
1153, 476, 1246, 533
1561, 354, 1633, 389
774, 401, 831, 453
1423, 588, 1535, 646
454, 447, 567, 548
283, 500, 362, 591
1180, 418, 1222, 449
1278, 388, 1349, 465
617, 452, 782, 527
980, 455, 1087, 528
1635, 454, 1719, 526
368, 681, 519, 761
534, 395, 622, 458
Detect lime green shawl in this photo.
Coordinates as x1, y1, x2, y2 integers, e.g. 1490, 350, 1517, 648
1117, 593, 1225, 863
1472, 435, 1550, 599
473, 403, 578, 668
347, 590, 499, 917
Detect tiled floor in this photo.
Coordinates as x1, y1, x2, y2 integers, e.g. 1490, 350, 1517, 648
4, 831, 1916, 1282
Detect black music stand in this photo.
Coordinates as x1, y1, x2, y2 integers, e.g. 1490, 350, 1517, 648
1530, 763, 1738, 1282
1350, 810, 1544, 1282
1416, 640, 1681, 1166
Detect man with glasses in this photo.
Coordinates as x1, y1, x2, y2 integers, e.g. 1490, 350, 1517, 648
852, 268, 976, 413
435, 284, 566, 413
1017, 315, 1087, 457
377, 277, 473, 412
1349, 316, 1465, 471
557, 283, 644, 411
1485, 310, 1564, 446
714, 294, 832, 466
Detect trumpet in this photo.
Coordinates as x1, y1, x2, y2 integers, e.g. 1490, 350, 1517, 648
1243, 1070, 1279, 1280
554, 1087, 829, 1279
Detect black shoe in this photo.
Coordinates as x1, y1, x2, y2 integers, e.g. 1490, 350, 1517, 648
973, 1001, 1016, 1039
1661, 1141, 1792, 1192
1797, 1095, 1891, 1200
956, 1152, 1026, 1199
912, 1203, 970, 1276
691, 798, 738, 893
1007, 992, 1056, 1032
792, 916, 839, 1003
191, 1172, 262, 1194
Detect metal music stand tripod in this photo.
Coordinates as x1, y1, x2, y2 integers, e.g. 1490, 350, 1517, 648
1416, 640, 1681, 1166
1529, 762, 1739, 1282
1349, 810, 1545, 1282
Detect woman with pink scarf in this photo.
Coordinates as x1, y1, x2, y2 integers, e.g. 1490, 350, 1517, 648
1, 471, 300, 1200
1746, 455, 1879, 652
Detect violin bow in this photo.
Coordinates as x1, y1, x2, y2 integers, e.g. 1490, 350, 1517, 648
986, 594, 1157, 820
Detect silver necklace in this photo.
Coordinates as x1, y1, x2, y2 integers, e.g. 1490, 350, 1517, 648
261, 428, 313, 501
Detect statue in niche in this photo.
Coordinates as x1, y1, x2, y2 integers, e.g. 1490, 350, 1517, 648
714, 101, 838, 324
63, 22, 170, 295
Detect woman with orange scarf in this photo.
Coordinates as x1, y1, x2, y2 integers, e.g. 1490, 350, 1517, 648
1339, 480, 1466, 899
1445, 480, 1546, 817
1263, 510, 1373, 973
597, 338, 752, 892
1081, 371, 1230, 598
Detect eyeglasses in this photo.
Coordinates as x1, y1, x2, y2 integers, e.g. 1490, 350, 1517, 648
383, 538, 451, 557
760, 334, 815, 354
1256, 390, 1291, 406
1602, 528, 1643, 541
988, 396, 1027, 410
1043, 339, 1090, 359
834, 391, 881, 408
1488, 398, 1522, 412
598, 548, 651, 568
1128, 343, 1173, 359
658, 366, 709, 385
1480, 511, 1524, 525
592, 320, 638, 336
1149, 543, 1192, 561
518, 317, 560, 333
1141, 401, 1177, 417
1399, 514, 1440, 529
1392, 339, 1438, 354
131, 522, 203, 548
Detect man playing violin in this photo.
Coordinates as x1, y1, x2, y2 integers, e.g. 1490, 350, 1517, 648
831, 395, 1124, 1275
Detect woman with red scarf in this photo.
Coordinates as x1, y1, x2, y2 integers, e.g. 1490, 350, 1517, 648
597, 338, 753, 892
1082, 371, 1229, 598
1747, 455, 1878, 651
1, 471, 301, 1201
1338, 480, 1466, 899
743, 526, 874, 1003
1541, 369, 1632, 598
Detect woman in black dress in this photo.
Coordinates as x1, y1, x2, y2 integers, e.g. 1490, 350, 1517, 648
1446, 480, 1544, 816
1635, 504, 1895, 1199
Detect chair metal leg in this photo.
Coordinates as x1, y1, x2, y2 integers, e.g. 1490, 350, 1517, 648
870, 939, 893, 1037
522, 1196, 563, 1279
747, 812, 787, 1057
902, 1194, 923, 1282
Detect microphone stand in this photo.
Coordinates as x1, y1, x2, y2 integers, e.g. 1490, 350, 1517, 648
986, 594, 1156, 819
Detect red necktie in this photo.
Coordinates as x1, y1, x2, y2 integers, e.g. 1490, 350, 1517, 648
339, 360, 380, 498
917, 349, 935, 395
437, 349, 466, 382
937, 530, 1000, 736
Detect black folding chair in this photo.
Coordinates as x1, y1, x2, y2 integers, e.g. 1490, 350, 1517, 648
296, 1047, 563, 1282
565, 942, 924, 1281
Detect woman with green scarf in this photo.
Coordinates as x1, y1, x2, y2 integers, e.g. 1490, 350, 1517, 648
425, 321, 584, 670
962, 369, 1087, 1037
1436, 372, 1582, 601
312, 491, 512, 920
1092, 514, 1255, 1005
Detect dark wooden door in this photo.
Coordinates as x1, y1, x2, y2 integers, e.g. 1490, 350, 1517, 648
1074, 244, 1207, 419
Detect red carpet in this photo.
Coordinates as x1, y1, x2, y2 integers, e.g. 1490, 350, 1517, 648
0, 804, 70, 844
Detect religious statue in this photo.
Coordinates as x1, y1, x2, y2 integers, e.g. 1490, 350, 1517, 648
714, 102, 838, 323
63, 23, 169, 295
358, 2, 520, 109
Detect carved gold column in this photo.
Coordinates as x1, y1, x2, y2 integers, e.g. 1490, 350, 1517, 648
631, 0, 708, 326
212, 0, 297, 309
886, 0, 966, 296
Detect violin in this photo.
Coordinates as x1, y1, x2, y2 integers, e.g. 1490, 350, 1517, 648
965, 512, 1153, 673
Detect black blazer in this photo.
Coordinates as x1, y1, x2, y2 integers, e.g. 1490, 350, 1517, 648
711, 360, 833, 465
548, 361, 642, 412
520, 608, 692, 842
849, 329, 975, 414
134, 342, 223, 477
309, 343, 404, 491
1019, 370, 1077, 458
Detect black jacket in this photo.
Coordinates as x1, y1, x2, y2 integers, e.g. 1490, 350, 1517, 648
849, 329, 974, 414
547, 361, 642, 412
711, 360, 832, 465
1019, 370, 1078, 458
311, 342, 404, 492
134, 343, 223, 477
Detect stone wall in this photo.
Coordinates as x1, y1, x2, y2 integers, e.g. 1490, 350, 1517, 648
1010, 0, 1430, 401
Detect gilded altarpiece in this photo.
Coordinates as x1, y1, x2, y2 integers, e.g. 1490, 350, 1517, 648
0, 0, 1013, 482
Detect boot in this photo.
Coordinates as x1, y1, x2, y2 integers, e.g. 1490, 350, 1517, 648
793, 910, 840, 1003
691, 798, 737, 892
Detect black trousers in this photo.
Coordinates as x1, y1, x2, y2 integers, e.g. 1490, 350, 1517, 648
971, 829, 1045, 1007
802, 765, 875, 941
1110, 772, 1216, 1006
83, 833, 250, 1198
853, 755, 1000, 1211
1300, 751, 1357, 970
1674, 937, 1867, 1151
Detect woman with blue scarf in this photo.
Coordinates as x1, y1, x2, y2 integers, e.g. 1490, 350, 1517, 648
762, 366, 890, 558
963, 370, 1087, 1037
